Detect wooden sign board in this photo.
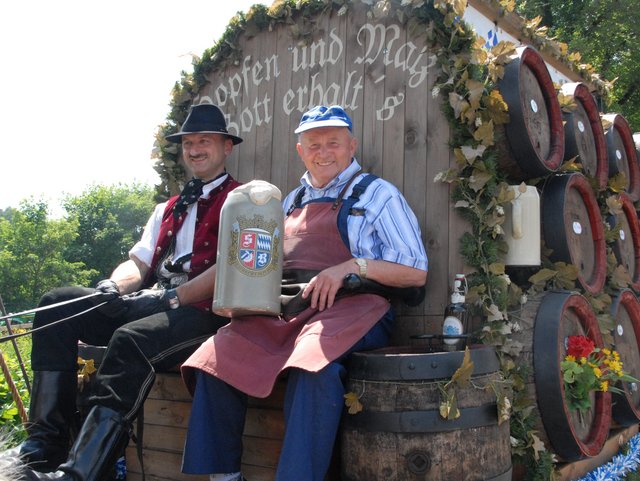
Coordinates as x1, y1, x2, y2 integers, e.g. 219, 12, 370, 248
186, 3, 466, 343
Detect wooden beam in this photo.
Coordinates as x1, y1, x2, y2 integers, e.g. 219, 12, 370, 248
556, 424, 639, 481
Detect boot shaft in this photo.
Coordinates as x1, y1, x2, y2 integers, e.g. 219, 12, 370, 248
59, 406, 130, 481
20, 371, 79, 471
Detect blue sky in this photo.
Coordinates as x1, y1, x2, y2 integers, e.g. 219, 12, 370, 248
0, 0, 259, 211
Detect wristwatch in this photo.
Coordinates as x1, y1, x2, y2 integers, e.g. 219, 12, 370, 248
354, 258, 368, 279
167, 289, 181, 309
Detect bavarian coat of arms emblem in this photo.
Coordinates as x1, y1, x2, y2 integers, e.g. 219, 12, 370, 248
228, 214, 280, 277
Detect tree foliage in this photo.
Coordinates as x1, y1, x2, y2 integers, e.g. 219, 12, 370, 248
0, 184, 155, 313
0, 200, 95, 312
62, 183, 156, 284
515, 0, 640, 130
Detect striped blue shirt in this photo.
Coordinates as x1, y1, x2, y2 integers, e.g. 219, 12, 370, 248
282, 160, 428, 271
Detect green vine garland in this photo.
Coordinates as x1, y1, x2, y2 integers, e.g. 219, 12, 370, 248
153, 1, 627, 479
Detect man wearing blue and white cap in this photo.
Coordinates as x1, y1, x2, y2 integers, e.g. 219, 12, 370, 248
180, 105, 428, 481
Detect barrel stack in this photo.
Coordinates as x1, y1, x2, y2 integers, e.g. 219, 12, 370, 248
495, 44, 640, 467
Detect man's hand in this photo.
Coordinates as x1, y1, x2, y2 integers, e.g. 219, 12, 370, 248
93, 279, 127, 318
302, 263, 352, 311
121, 289, 177, 320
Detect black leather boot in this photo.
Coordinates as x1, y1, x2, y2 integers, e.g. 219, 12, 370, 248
23, 405, 130, 481
18, 371, 78, 472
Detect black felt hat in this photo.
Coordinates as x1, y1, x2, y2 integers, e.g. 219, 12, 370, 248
166, 104, 243, 145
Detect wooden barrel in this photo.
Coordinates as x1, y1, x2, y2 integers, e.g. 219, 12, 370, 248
341, 345, 512, 481
611, 289, 640, 426
560, 82, 608, 190
607, 193, 640, 292
603, 113, 640, 201
497, 46, 564, 181
511, 291, 612, 461
541, 172, 606, 294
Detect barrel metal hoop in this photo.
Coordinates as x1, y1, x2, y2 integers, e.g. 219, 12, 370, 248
343, 403, 498, 433
347, 346, 499, 381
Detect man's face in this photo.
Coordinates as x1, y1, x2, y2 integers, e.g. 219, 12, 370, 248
181, 133, 233, 181
296, 126, 357, 188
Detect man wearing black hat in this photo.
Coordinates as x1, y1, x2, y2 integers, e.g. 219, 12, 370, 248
14, 103, 242, 481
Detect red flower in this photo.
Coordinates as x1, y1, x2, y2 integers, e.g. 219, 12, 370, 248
566, 335, 595, 359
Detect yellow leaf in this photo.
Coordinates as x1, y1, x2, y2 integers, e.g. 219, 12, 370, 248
485, 303, 504, 321
490, 41, 518, 64
560, 157, 582, 172
525, 16, 543, 31
460, 145, 487, 164
609, 172, 628, 193
500, 0, 515, 13
449, 92, 470, 120
473, 120, 495, 146
497, 394, 511, 425
485, 90, 510, 124
344, 392, 363, 414
450, 347, 474, 388
568, 51, 582, 63
496, 183, 517, 203
466, 284, 484, 304
601, 116, 613, 131
487, 62, 505, 83
557, 92, 576, 112
473, 36, 486, 51
466, 79, 485, 110
605, 195, 623, 215
528, 268, 557, 286
557, 42, 569, 57
434, 168, 462, 183
453, 147, 467, 167
452, 0, 467, 17
469, 169, 493, 192
77, 357, 96, 376
471, 46, 488, 66
554, 262, 578, 281
530, 432, 547, 460
439, 398, 461, 420
611, 264, 632, 289
439, 400, 452, 419
489, 263, 505, 276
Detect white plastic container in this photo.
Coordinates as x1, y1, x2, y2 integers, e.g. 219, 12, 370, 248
503, 184, 541, 266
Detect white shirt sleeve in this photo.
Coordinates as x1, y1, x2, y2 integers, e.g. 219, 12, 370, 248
128, 202, 168, 268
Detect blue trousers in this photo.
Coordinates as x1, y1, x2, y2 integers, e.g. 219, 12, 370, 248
182, 310, 393, 481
